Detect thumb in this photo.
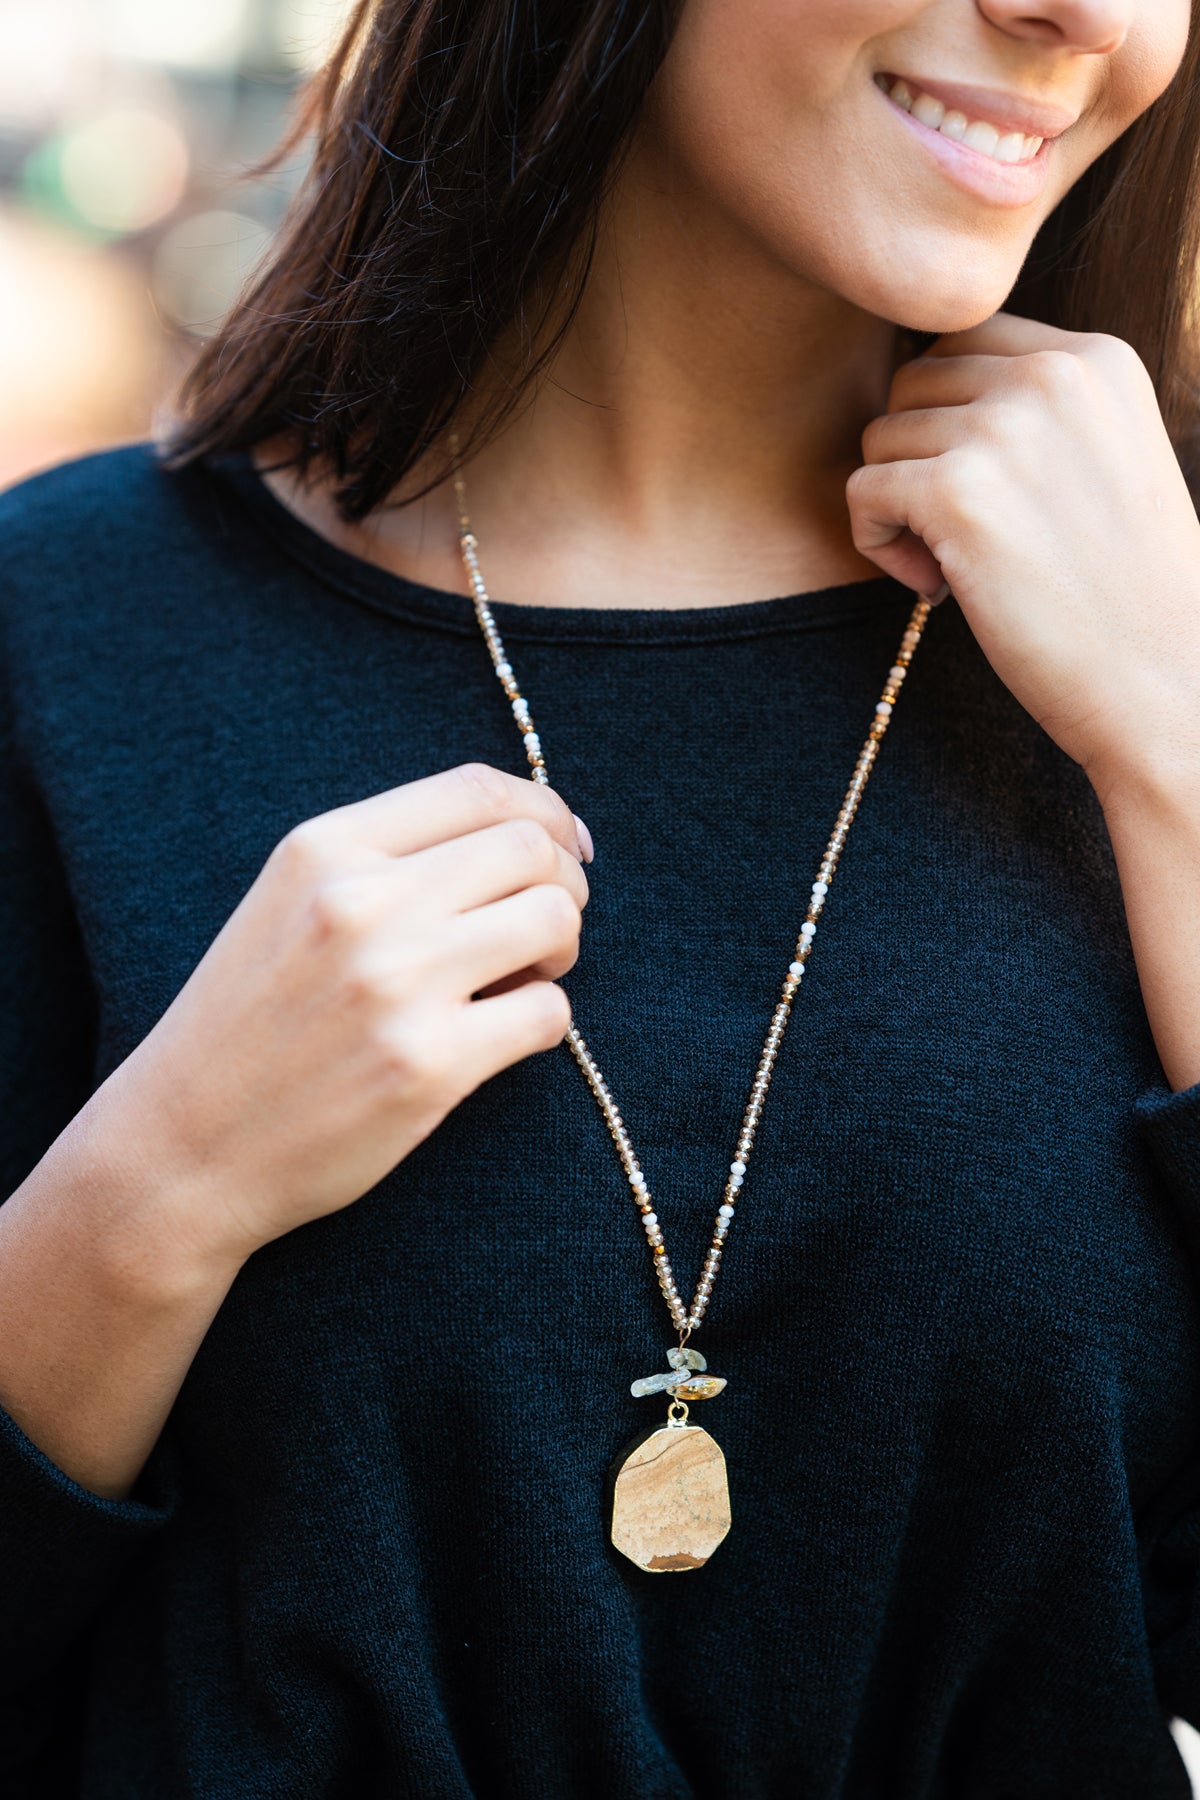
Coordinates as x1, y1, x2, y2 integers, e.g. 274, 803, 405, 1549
845, 462, 949, 602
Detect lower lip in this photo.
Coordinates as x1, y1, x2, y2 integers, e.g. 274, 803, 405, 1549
877, 85, 1052, 209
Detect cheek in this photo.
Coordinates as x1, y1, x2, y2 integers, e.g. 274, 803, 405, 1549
1102, 7, 1193, 138
648, 0, 1022, 330
1046, 8, 1192, 219
657, 0, 919, 127
651, 0, 899, 229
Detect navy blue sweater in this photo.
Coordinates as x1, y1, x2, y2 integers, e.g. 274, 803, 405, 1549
3, 444, 1200, 1797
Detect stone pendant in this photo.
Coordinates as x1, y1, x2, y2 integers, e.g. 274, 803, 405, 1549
608, 1418, 732, 1573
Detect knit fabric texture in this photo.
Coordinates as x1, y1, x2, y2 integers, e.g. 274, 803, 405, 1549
2, 445, 1200, 1798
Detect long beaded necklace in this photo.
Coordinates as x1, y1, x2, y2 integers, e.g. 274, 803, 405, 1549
452, 457, 932, 1573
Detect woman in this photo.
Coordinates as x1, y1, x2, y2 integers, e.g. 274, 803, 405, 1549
3, 0, 1200, 1791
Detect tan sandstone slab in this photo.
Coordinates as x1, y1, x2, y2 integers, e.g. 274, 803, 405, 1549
610, 1423, 732, 1573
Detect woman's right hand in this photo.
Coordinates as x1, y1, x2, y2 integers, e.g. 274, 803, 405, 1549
99, 763, 591, 1269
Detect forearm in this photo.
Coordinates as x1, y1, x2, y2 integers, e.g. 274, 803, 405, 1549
1094, 746, 1200, 1095
0, 1068, 245, 1501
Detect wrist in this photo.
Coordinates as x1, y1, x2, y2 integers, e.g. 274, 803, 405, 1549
1084, 710, 1200, 829
47, 1078, 252, 1308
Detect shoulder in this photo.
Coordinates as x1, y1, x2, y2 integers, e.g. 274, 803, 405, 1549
0, 442, 214, 590
0, 443, 251, 675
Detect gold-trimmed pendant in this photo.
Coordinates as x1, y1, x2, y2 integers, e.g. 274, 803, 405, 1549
608, 1404, 732, 1573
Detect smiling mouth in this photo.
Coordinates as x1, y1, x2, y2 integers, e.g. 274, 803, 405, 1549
874, 73, 1044, 164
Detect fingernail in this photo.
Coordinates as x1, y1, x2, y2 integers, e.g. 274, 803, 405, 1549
573, 814, 594, 863
923, 580, 951, 606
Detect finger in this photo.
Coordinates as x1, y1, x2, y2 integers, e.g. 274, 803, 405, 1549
923, 309, 1076, 360
471, 965, 546, 999
393, 818, 589, 917
845, 459, 945, 598
297, 762, 589, 867
421, 883, 583, 995
862, 405, 976, 466
455, 981, 573, 1088
888, 353, 1007, 413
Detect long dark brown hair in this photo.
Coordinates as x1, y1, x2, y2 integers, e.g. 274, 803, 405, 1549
164, 1, 1200, 517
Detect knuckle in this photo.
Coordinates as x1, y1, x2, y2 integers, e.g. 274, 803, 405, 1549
886, 361, 920, 410
844, 462, 874, 504
938, 443, 988, 499
340, 948, 389, 1009
859, 415, 887, 462
377, 1017, 453, 1093
309, 875, 373, 941
534, 882, 582, 943
545, 786, 578, 844
976, 396, 1019, 447
924, 448, 981, 527
453, 760, 513, 818
1026, 348, 1085, 399
1084, 329, 1133, 362
273, 817, 335, 877
508, 817, 558, 878
1089, 331, 1151, 388
528, 983, 571, 1046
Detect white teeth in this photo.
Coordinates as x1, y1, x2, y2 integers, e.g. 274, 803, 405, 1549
961, 119, 1000, 156
881, 75, 1046, 165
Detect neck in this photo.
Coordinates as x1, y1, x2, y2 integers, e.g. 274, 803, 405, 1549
260, 132, 904, 609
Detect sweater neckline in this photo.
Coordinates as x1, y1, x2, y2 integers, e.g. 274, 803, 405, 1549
207, 448, 913, 647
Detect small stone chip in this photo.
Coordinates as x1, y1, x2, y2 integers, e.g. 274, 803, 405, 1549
666, 1375, 727, 1400
631, 1370, 688, 1398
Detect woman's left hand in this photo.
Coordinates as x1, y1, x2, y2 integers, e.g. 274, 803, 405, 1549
847, 312, 1200, 803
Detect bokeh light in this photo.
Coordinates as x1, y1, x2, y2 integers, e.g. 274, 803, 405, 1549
96, 0, 249, 73
58, 108, 191, 235
153, 209, 273, 334
0, 0, 355, 487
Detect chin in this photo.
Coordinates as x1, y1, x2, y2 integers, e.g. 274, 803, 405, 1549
850, 253, 1026, 337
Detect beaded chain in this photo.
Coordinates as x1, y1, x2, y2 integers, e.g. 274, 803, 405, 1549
452, 464, 931, 1347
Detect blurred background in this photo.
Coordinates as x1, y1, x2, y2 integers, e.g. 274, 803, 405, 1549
0, 0, 352, 490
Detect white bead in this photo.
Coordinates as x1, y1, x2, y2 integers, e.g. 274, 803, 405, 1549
729, 1173, 743, 1189
876, 700, 893, 716
800, 922, 816, 939
890, 665, 905, 682
812, 880, 828, 897
788, 961, 804, 977
523, 732, 540, 750
731, 1160, 746, 1176
496, 662, 512, 679
718, 1203, 735, 1219
642, 1211, 657, 1227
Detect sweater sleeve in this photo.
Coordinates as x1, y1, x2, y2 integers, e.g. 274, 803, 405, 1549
0, 662, 177, 1716
1135, 1080, 1200, 1729
1136, 1080, 1200, 1224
